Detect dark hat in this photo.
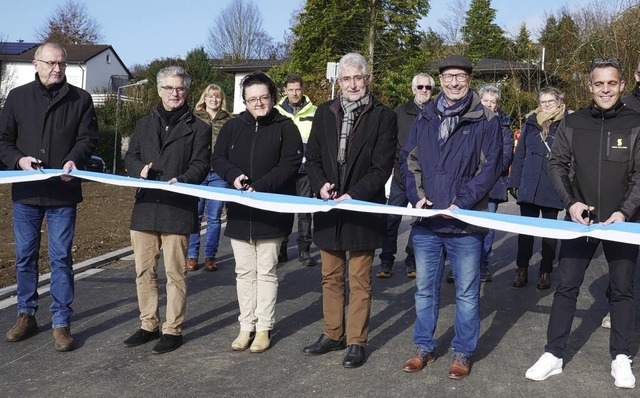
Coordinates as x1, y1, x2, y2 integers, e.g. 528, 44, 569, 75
438, 54, 473, 74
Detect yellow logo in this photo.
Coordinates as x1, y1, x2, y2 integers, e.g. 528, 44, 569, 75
617, 138, 623, 146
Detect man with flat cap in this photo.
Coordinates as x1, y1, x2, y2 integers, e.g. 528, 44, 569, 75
398, 54, 502, 379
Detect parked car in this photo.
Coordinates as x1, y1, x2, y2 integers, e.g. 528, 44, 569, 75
85, 155, 107, 173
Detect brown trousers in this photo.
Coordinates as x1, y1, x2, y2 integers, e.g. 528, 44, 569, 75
320, 249, 374, 346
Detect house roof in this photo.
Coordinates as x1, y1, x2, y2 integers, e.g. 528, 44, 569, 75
0, 43, 132, 78
0, 42, 39, 55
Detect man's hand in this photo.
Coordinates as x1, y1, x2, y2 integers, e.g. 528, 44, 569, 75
319, 182, 336, 200
234, 174, 253, 192
18, 156, 42, 171
334, 193, 351, 203
568, 202, 595, 225
415, 197, 433, 209
603, 211, 625, 225
167, 178, 178, 185
61, 160, 77, 182
140, 162, 153, 179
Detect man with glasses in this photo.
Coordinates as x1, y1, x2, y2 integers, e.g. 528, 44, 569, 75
302, 53, 396, 368
399, 54, 502, 379
0, 42, 99, 352
376, 72, 434, 279
123, 65, 210, 354
526, 58, 640, 389
275, 73, 318, 267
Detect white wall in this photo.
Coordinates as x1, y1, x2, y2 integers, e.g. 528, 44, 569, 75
85, 49, 129, 93
232, 72, 249, 115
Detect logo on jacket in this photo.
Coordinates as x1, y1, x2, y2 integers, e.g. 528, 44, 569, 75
612, 138, 628, 150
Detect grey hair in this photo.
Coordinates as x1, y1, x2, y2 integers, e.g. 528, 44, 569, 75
157, 65, 191, 91
34, 42, 67, 59
338, 53, 369, 77
538, 86, 564, 104
479, 85, 502, 106
411, 72, 435, 88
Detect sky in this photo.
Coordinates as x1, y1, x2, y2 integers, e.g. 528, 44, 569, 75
1, 0, 590, 69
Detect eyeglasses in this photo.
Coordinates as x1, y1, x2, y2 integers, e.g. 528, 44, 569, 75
245, 95, 271, 105
338, 75, 368, 84
591, 58, 621, 68
540, 99, 558, 106
205, 94, 221, 99
160, 86, 186, 94
416, 85, 432, 91
440, 73, 469, 83
36, 59, 67, 69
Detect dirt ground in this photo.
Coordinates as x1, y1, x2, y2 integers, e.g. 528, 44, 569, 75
0, 182, 136, 288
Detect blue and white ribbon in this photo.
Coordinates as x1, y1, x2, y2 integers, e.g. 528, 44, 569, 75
2, 169, 639, 245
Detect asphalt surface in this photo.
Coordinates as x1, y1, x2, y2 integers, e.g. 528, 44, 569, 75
0, 198, 639, 398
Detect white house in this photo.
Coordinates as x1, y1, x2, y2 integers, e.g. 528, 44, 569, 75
0, 42, 132, 104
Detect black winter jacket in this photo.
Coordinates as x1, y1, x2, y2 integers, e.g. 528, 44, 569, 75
391, 99, 421, 186
548, 101, 640, 222
211, 108, 303, 240
125, 106, 211, 235
306, 95, 396, 251
0, 76, 99, 205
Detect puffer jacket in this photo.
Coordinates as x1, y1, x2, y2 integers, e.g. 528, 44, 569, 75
399, 91, 502, 234
211, 108, 303, 240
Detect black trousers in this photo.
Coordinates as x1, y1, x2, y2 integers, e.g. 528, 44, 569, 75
545, 237, 638, 359
281, 174, 313, 254
516, 203, 559, 273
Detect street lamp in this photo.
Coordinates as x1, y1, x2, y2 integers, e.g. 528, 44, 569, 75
113, 79, 149, 174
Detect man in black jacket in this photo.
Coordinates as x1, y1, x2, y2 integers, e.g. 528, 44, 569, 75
376, 72, 434, 279
526, 58, 640, 389
302, 53, 396, 368
123, 65, 210, 354
0, 42, 99, 352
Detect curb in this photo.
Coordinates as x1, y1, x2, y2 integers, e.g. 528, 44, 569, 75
0, 246, 134, 301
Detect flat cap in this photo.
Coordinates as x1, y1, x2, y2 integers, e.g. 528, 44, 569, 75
438, 54, 473, 74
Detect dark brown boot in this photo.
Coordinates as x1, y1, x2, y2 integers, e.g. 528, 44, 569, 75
53, 327, 75, 352
537, 272, 551, 290
5, 313, 38, 342
513, 267, 528, 288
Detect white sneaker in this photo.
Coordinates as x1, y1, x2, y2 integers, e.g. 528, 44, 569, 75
602, 313, 611, 329
611, 354, 635, 388
526, 352, 563, 381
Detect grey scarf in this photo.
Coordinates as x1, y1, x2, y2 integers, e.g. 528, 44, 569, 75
338, 93, 370, 164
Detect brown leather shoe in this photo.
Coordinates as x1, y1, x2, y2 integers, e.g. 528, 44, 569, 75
53, 327, 75, 352
448, 354, 471, 379
402, 348, 436, 372
537, 272, 551, 290
204, 258, 217, 272
513, 267, 528, 288
5, 313, 38, 342
186, 258, 198, 271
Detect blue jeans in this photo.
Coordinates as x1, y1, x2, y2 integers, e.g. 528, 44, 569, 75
379, 178, 414, 268
412, 226, 482, 357
188, 172, 230, 259
480, 200, 499, 274
13, 202, 77, 328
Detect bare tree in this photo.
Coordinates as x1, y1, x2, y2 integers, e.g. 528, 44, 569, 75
206, 0, 274, 61
0, 36, 17, 107
437, 0, 470, 45
36, 0, 104, 45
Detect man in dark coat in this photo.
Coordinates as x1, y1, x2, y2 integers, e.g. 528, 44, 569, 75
0, 42, 99, 352
399, 54, 502, 379
302, 53, 397, 368
123, 65, 210, 354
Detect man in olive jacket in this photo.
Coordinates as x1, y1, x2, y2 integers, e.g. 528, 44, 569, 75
123, 66, 210, 354
302, 53, 396, 368
0, 42, 99, 352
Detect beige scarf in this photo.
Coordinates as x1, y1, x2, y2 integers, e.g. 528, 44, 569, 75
535, 103, 566, 140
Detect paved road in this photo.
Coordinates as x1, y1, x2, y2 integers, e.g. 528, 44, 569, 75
0, 199, 638, 397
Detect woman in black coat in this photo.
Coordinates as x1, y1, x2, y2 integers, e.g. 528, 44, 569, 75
211, 72, 302, 354
508, 86, 566, 290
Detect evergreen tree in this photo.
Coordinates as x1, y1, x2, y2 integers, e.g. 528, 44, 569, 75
461, 0, 508, 60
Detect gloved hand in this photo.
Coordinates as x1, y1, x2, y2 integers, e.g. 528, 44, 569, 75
508, 187, 518, 200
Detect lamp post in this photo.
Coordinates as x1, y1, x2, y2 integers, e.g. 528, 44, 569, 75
113, 79, 148, 174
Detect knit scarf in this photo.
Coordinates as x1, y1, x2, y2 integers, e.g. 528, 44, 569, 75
535, 103, 565, 140
435, 92, 472, 148
338, 93, 370, 164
